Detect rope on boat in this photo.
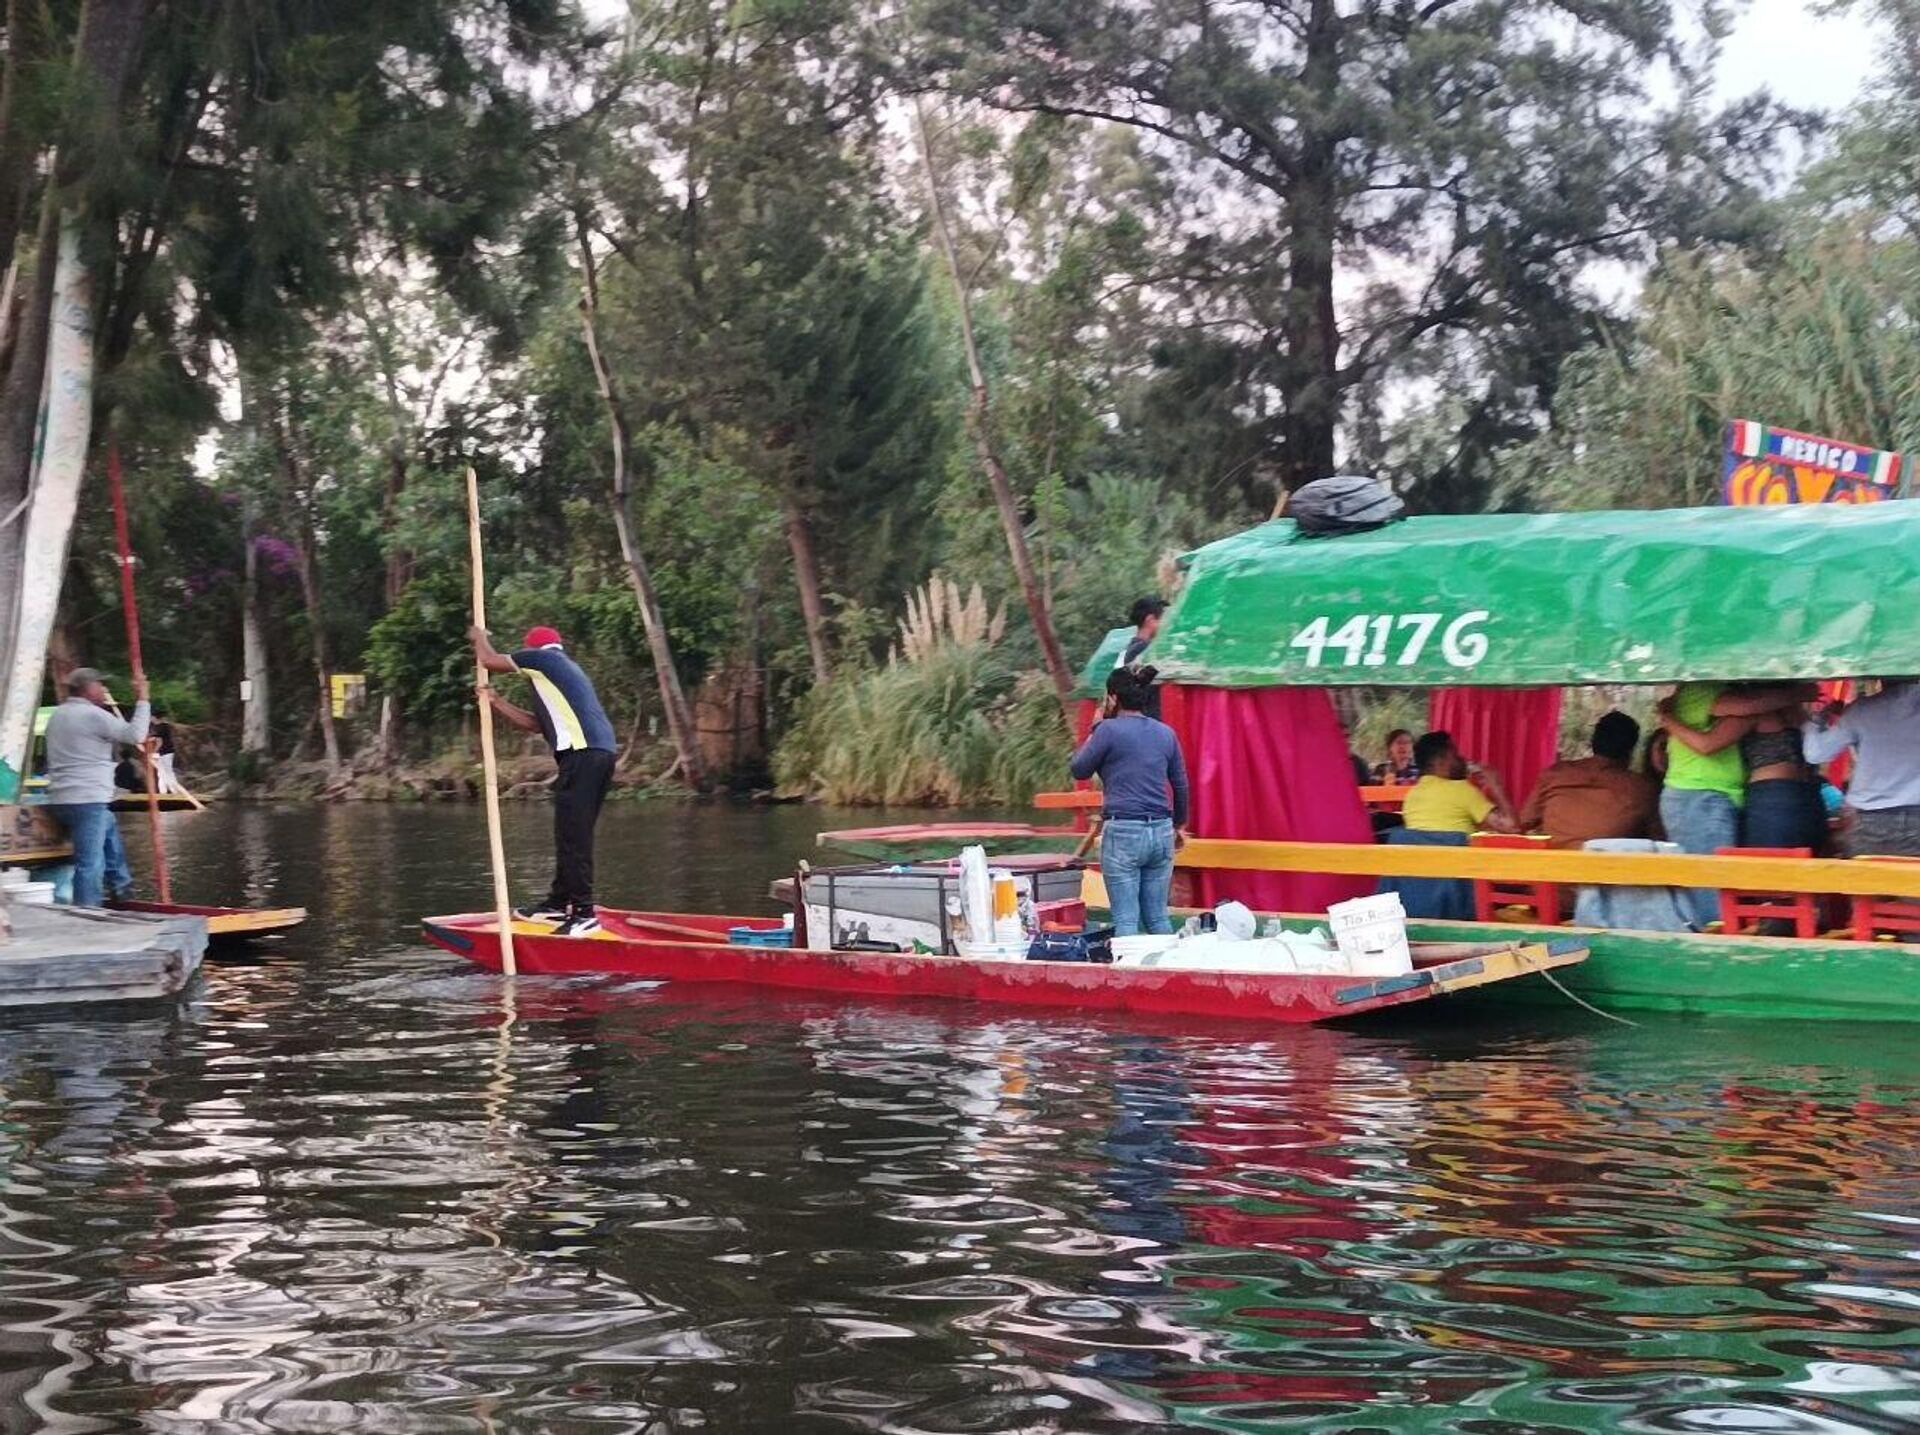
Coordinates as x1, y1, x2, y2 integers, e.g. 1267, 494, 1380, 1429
1517, 943, 1640, 1027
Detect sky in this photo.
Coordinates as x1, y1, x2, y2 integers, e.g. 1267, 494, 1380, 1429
580, 0, 1885, 108
1716, 0, 1881, 105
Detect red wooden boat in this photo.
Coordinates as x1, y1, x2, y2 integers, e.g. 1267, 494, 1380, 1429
112, 899, 308, 942
421, 908, 1588, 1023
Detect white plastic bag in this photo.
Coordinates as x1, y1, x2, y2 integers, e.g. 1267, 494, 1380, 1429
1214, 900, 1257, 941
958, 845, 995, 946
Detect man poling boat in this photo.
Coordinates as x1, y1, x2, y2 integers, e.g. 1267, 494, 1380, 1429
42, 666, 149, 908
468, 623, 618, 938
86, 442, 305, 944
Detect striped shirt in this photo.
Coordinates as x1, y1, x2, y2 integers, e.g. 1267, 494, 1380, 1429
510, 646, 617, 753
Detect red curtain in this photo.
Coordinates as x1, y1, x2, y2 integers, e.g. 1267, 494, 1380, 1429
1168, 684, 1376, 913
1427, 688, 1563, 810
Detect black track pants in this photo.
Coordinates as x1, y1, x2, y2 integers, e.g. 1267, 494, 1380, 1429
545, 748, 616, 910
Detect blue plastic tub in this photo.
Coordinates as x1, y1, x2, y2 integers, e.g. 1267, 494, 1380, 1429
728, 925, 793, 948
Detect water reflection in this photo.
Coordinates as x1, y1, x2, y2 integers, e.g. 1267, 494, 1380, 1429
0, 803, 1910, 1432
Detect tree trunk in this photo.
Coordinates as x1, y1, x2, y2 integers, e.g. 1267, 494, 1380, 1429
783, 493, 831, 685
0, 0, 41, 276
1275, 0, 1343, 498
0, 215, 94, 798
0, 187, 60, 665
240, 499, 271, 764
913, 101, 1075, 719
296, 524, 340, 776
275, 410, 341, 778
574, 213, 704, 788
382, 445, 410, 609
0, 0, 149, 749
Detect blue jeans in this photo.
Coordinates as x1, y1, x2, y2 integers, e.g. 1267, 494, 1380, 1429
1102, 818, 1175, 937
47, 803, 133, 908
1659, 787, 1739, 929
1742, 779, 1827, 852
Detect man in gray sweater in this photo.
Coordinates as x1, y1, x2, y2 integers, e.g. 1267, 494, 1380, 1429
44, 667, 149, 907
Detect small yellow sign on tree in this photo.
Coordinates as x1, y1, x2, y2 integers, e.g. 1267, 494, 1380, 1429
330, 674, 367, 719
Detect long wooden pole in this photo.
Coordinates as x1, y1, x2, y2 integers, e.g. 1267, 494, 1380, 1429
466, 466, 516, 977
106, 439, 170, 902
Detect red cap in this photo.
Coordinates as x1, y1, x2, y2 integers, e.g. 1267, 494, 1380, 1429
523, 626, 563, 649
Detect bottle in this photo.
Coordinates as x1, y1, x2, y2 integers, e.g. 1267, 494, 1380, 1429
991, 872, 1022, 944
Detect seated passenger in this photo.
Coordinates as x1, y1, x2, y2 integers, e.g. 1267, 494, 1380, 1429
1401, 732, 1518, 835
1520, 711, 1658, 849
1372, 728, 1420, 785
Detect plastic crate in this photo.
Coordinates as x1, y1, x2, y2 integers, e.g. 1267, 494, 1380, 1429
728, 925, 793, 948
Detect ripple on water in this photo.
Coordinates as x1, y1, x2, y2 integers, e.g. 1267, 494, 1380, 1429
1, 804, 1918, 1432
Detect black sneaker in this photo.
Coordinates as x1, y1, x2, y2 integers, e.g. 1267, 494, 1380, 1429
553, 908, 601, 938
513, 903, 569, 924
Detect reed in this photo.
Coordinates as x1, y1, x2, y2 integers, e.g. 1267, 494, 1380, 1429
777, 649, 1069, 806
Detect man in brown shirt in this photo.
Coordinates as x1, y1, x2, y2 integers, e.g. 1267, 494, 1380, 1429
1521, 711, 1659, 848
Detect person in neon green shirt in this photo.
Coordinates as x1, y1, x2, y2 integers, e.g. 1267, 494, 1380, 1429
1655, 681, 1825, 926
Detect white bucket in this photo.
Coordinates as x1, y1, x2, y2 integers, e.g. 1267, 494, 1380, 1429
11, 880, 54, 906
1110, 934, 1178, 964
0, 867, 29, 889
1326, 892, 1414, 976
955, 938, 1030, 963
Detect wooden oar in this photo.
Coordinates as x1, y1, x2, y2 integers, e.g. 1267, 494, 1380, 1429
106, 440, 171, 904
616, 914, 731, 943
1071, 815, 1103, 862
466, 467, 516, 978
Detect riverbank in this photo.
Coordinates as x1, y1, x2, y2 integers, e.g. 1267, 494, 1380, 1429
213, 748, 701, 803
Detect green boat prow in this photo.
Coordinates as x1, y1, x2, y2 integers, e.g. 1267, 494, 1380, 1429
1264, 913, 1920, 1023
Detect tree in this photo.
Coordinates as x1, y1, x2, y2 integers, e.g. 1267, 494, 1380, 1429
16, 0, 580, 771
1507, 223, 1920, 511
915, 99, 1076, 713
573, 0, 944, 692
918, 0, 1794, 502
575, 216, 705, 787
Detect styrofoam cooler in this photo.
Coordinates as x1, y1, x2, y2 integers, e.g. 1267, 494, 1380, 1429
1326, 892, 1414, 976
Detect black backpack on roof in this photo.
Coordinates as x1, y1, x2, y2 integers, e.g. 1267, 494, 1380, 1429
1289, 474, 1406, 538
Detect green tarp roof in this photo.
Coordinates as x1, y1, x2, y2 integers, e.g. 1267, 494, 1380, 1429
1073, 627, 1133, 699
1150, 503, 1920, 688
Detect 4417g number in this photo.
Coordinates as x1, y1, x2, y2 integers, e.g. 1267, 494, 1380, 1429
1288, 611, 1489, 669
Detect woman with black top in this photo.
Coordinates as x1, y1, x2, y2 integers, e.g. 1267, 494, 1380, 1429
1659, 684, 1826, 851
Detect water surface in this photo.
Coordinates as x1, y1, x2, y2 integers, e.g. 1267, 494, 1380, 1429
1, 802, 1916, 1432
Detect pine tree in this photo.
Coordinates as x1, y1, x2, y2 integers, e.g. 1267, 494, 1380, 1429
917, 0, 1794, 502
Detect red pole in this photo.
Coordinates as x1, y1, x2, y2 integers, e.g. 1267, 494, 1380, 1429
107, 440, 170, 902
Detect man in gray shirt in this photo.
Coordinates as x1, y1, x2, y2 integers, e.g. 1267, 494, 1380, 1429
1804, 679, 1920, 856
44, 666, 149, 906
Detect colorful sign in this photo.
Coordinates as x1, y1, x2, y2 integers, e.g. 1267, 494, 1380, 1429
1722, 419, 1904, 505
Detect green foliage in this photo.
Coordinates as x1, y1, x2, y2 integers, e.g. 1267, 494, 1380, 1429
919, 0, 1794, 500
149, 676, 211, 727
1506, 224, 1920, 511
50, 0, 1920, 806
938, 471, 1223, 665
364, 567, 473, 728
775, 647, 1069, 805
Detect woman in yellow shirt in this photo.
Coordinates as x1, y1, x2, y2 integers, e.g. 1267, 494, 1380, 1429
1401, 732, 1519, 834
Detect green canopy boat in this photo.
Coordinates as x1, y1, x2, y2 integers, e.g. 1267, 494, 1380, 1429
1155, 502, 1920, 688
1149, 501, 1920, 1022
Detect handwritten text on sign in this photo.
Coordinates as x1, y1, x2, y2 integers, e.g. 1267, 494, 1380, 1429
1289, 612, 1490, 669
